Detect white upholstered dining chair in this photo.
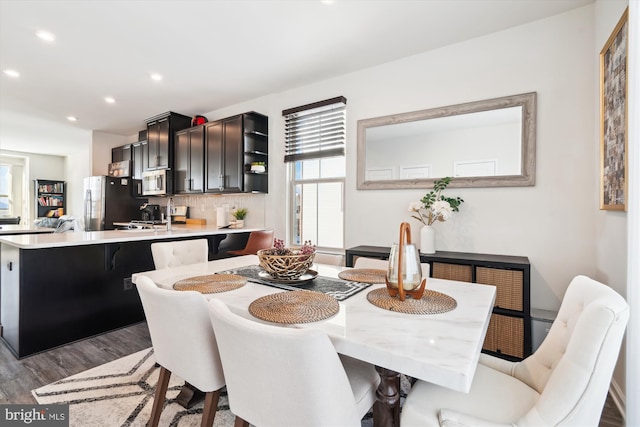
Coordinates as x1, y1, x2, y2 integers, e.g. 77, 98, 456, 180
206, 298, 380, 427
135, 276, 225, 427
400, 275, 629, 427
150, 238, 208, 269
354, 256, 430, 277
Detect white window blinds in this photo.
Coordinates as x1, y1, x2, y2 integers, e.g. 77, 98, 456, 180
283, 96, 346, 162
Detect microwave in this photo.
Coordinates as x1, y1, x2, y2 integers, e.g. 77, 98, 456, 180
141, 169, 173, 196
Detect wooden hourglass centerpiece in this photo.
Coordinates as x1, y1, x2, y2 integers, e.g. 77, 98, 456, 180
385, 222, 427, 301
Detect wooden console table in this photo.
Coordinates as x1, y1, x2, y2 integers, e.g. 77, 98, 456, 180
345, 246, 531, 360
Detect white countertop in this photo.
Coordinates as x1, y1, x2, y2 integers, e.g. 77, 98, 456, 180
0, 226, 260, 249
0, 225, 55, 236
133, 255, 496, 393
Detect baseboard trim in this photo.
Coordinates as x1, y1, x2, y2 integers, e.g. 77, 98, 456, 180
609, 378, 626, 422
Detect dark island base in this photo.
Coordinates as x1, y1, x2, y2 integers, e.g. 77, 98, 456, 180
1, 233, 248, 358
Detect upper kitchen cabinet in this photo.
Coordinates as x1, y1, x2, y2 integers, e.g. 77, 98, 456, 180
205, 116, 242, 193
111, 144, 131, 163
174, 125, 205, 193
131, 141, 148, 179
144, 112, 192, 170
205, 112, 268, 194
131, 129, 148, 180
243, 112, 268, 193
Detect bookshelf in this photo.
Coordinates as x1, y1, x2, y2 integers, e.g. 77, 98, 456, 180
35, 179, 66, 219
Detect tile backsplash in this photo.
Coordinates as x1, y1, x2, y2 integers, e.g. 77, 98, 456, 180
148, 194, 266, 228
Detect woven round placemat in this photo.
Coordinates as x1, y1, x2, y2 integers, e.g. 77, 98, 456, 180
338, 268, 387, 284
366, 287, 457, 314
249, 290, 339, 324
173, 274, 246, 294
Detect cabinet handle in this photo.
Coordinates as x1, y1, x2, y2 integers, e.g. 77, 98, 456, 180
7, 262, 12, 271
219, 174, 224, 191
185, 178, 191, 190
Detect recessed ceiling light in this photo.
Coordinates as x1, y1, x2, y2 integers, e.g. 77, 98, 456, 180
104, 97, 116, 104
150, 73, 163, 81
321, 0, 335, 4
36, 30, 56, 42
3, 69, 20, 78
66, 116, 77, 122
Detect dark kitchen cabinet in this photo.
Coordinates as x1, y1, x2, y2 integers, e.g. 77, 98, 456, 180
175, 125, 205, 193
131, 141, 148, 179
111, 144, 131, 163
144, 112, 191, 171
205, 116, 243, 193
205, 112, 269, 194
243, 112, 269, 193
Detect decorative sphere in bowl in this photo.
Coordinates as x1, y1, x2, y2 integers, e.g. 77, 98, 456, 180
257, 248, 316, 280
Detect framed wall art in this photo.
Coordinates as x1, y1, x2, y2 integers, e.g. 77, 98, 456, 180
600, 8, 628, 211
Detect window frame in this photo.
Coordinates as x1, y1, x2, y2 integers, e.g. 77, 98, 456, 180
289, 166, 345, 251
283, 97, 347, 251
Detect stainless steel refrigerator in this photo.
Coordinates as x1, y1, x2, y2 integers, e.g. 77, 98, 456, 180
83, 176, 147, 231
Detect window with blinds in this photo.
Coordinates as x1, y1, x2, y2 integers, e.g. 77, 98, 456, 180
284, 96, 346, 250
283, 96, 346, 162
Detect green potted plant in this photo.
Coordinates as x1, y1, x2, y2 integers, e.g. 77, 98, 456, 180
232, 208, 247, 228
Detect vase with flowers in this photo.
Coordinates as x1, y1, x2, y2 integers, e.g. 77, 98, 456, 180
408, 177, 464, 254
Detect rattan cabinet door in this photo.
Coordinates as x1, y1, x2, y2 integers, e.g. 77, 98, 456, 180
432, 262, 472, 282
476, 267, 523, 311
482, 313, 525, 359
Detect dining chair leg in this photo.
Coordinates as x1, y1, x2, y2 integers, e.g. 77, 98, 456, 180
234, 416, 250, 427
201, 389, 221, 427
148, 366, 171, 427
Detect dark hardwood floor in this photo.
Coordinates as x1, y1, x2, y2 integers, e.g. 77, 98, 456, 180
0, 322, 625, 426
0, 322, 152, 404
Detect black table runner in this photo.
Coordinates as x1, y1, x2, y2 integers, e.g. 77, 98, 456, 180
219, 265, 372, 301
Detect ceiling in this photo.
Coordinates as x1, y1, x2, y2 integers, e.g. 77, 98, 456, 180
0, 0, 593, 154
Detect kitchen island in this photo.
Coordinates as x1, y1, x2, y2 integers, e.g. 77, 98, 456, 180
0, 226, 258, 358
0, 225, 55, 236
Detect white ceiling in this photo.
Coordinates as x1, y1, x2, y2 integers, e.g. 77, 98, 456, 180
0, 0, 593, 154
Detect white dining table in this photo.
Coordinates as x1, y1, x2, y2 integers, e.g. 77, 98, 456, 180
132, 255, 496, 427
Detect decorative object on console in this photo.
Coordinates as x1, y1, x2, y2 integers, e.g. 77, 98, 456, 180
191, 115, 208, 126
408, 177, 463, 254
257, 238, 316, 280
231, 207, 247, 228
385, 222, 426, 301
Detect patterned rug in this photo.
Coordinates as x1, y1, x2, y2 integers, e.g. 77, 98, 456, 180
32, 348, 410, 427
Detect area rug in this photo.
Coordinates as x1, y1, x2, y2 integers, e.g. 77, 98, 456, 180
33, 348, 410, 427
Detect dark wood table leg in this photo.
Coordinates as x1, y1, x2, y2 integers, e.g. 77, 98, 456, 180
175, 382, 205, 409
373, 366, 400, 427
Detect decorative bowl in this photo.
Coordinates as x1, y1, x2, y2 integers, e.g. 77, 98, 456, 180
257, 248, 316, 280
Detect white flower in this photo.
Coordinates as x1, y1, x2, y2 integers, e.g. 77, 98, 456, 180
408, 202, 423, 212
408, 177, 464, 226
431, 200, 453, 221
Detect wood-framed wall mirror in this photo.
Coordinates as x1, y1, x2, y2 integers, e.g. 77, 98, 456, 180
356, 92, 537, 189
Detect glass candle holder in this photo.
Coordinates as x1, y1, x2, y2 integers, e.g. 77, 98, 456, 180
387, 243, 423, 291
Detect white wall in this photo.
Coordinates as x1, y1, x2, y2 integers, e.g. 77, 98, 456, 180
91, 131, 130, 176
594, 0, 631, 412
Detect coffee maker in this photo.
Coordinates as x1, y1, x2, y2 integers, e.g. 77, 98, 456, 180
140, 204, 161, 222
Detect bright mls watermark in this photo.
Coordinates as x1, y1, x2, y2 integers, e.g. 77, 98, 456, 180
1, 405, 69, 426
